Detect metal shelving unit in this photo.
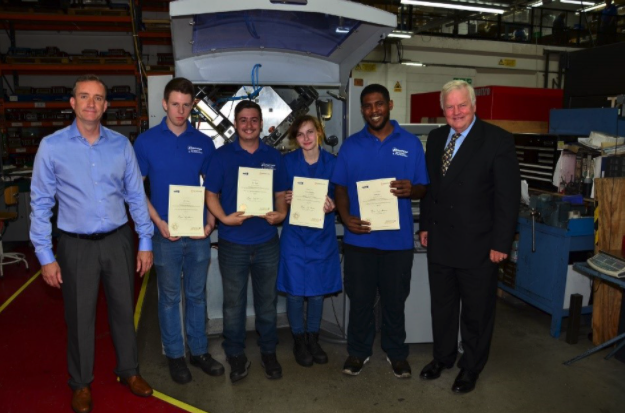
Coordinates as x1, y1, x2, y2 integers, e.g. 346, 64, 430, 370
0, 7, 145, 167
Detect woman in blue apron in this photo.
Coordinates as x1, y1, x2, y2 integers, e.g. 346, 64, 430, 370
278, 115, 341, 367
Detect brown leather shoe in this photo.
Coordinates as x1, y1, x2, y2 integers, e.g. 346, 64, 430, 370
120, 375, 153, 397
71, 387, 92, 413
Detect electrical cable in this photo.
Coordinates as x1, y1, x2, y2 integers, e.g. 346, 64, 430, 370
245, 12, 260, 39
215, 64, 263, 104
128, 0, 148, 109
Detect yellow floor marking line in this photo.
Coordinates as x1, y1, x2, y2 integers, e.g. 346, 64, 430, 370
0, 269, 41, 315
2, 264, 208, 412
133, 269, 210, 413
152, 390, 211, 413
134, 269, 151, 330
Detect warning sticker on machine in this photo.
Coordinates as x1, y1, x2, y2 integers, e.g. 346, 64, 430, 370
498, 59, 517, 67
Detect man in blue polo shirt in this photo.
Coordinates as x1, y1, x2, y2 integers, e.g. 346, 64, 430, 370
332, 84, 428, 378
206, 100, 288, 383
134, 77, 224, 384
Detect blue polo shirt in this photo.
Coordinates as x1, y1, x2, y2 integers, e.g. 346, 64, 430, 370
134, 117, 215, 226
331, 120, 429, 250
205, 138, 289, 245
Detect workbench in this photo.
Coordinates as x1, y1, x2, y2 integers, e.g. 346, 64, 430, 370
498, 217, 595, 338
564, 262, 625, 364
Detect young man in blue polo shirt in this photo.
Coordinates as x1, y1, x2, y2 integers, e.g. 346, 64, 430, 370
205, 100, 288, 383
332, 84, 428, 378
134, 77, 224, 384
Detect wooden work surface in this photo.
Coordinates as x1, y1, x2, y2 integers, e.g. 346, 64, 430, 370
593, 177, 625, 345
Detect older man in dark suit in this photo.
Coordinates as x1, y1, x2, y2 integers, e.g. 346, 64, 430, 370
419, 80, 520, 394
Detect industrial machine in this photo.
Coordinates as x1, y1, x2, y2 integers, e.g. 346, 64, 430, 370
150, 0, 397, 153
152, 0, 438, 339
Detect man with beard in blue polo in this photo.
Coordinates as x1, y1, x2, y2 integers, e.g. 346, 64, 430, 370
205, 99, 288, 383
332, 83, 428, 379
134, 77, 223, 384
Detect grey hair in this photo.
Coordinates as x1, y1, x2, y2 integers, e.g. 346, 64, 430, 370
440, 80, 476, 110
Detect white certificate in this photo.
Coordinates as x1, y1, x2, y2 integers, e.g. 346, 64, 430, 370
237, 167, 273, 216
290, 176, 328, 229
356, 177, 400, 231
168, 185, 205, 237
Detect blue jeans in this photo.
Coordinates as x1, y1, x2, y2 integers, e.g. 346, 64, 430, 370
153, 232, 211, 358
286, 294, 324, 334
218, 236, 279, 357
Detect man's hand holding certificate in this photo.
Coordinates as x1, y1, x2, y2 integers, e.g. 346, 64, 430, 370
168, 185, 206, 237
356, 177, 400, 231
290, 177, 329, 229
237, 167, 273, 216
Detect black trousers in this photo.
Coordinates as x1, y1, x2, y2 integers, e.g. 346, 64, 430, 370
344, 244, 413, 360
58, 225, 139, 390
428, 262, 498, 373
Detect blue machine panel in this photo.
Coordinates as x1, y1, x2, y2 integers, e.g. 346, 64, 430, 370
549, 108, 624, 136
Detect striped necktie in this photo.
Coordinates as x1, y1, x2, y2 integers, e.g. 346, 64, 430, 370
441, 133, 461, 176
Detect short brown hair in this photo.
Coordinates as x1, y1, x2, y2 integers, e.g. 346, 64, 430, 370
72, 74, 107, 99
164, 77, 195, 101
287, 115, 325, 145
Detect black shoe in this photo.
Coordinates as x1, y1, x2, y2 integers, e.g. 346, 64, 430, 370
227, 354, 251, 383
260, 353, 283, 379
293, 333, 313, 367
452, 369, 479, 394
190, 353, 225, 377
306, 332, 328, 364
167, 356, 192, 384
342, 355, 369, 376
386, 357, 411, 379
419, 359, 452, 380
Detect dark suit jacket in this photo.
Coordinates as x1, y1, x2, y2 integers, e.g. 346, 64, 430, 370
420, 118, 520, 269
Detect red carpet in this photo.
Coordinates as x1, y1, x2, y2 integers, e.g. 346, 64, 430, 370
0, 244, 184, 413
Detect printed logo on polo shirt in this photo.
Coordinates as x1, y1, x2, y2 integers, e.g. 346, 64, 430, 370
188, 146, 203, 154
392, 147, 408, 158
261, 162, 276, 170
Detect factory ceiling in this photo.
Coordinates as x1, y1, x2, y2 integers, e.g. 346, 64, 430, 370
352, 0, 621, 36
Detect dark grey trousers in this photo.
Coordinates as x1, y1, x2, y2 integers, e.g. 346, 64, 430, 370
58, 225, 139, 390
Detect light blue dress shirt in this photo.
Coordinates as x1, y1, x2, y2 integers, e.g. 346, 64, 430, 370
30, 121, 153, 266
445, 116, 477, 159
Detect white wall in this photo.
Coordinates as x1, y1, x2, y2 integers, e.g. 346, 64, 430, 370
351, 35, 573, 122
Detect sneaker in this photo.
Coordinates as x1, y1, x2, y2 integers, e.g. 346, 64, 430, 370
190, 353, 225, 377
167, 356, 192, 384
260, 353, 283, 379
306, 332, 328, 364
227, 354, 251, 383
342, 355, 369, 376
293, 333, 313, 367
386, 356, 412, 379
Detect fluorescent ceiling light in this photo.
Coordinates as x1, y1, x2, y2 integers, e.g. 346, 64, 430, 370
559, 0, 594, 4
582, 3, 606, 11
400, 0, 505, 14
402, 61, 426, 67
529, 1, 542, 7
388, 30, 413, 39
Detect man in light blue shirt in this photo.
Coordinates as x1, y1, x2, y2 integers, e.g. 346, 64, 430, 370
30, 74, 154, 413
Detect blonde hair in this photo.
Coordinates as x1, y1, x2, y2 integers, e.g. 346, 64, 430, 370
440, 80, 476, 110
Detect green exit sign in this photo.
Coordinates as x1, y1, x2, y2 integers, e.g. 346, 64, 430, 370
453, 78, 473, 84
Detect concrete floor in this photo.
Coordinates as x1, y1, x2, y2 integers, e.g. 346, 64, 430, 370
137, 274, 625, 413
